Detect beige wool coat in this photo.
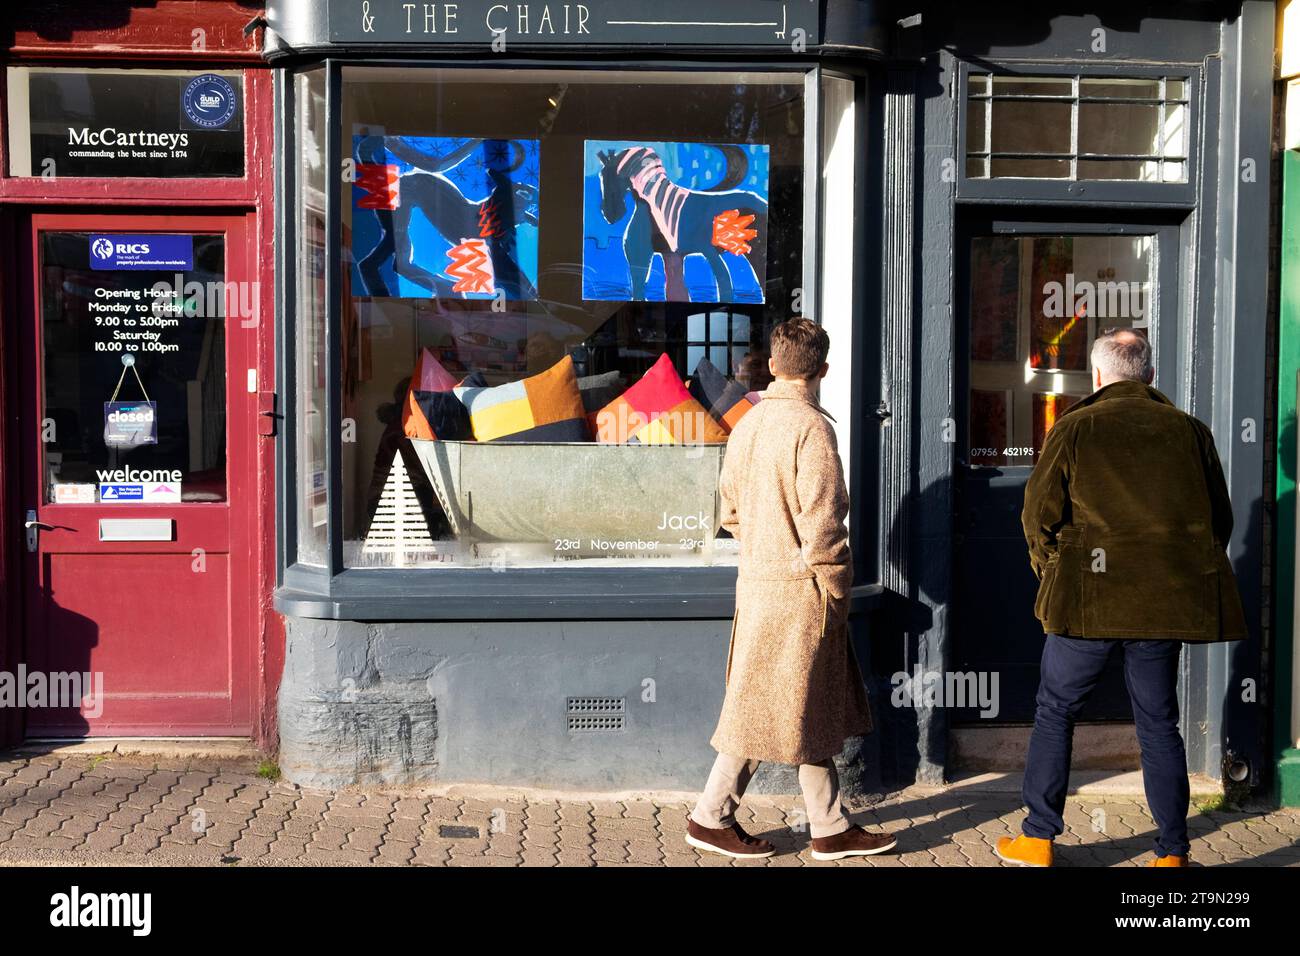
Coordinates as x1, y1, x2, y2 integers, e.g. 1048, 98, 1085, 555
708, 378, 873, 765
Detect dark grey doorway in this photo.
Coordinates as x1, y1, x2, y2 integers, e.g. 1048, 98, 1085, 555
951, 214, 1181, 723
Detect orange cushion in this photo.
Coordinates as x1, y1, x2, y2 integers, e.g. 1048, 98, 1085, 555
595, 353, 728, 444
454, 355, 590, 442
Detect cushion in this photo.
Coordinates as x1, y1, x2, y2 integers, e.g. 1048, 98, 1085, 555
688, 357, 757, 433
455, 355, 589, 442
402, 348, 473, 440
577, 370, 625, 438
595, 353, 729, 444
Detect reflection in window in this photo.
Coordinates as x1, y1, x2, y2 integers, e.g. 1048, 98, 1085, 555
966, 73, 1189, 183
330, 68, 808, 569
967, 234, 1153, 466
295, 68, 328, 565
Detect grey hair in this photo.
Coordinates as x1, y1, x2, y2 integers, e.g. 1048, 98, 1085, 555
1091, 329, 1153, 383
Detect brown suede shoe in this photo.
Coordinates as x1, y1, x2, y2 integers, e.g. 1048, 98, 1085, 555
810, 825, 898, 861
685, 817, 776, 859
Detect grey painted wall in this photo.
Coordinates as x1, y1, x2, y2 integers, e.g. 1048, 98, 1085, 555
279, 615, 878, 794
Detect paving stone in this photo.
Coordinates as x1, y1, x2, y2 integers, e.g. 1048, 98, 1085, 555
520, 846, 559, 866
232, 832, 275, 860
554, 846, 595, 866
309, 826, 350, 851
391, 797, 429, 821
266, 834, 311, 860
0, 756, 1298, 868
376, 840, 417, 865
118, 829, 164, 854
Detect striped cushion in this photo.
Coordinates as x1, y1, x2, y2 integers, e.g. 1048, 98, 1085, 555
401, 348, 473, 441
455, 355, 589, 442
688, 357, 757, 433
595, 353, 728, 444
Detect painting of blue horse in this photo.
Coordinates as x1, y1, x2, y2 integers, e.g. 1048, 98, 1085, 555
582, 140, 769, 304
351, 136, 541, 300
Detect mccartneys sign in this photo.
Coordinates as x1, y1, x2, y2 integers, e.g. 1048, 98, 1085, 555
326, 0, 820, 46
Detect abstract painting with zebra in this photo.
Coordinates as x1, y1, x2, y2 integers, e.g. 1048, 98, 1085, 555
583, 140, 769, 304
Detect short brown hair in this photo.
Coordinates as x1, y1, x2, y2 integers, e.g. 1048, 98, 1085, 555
769, 318, 829, 379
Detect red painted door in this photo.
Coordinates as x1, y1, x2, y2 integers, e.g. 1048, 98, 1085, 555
18, 213, 257, 736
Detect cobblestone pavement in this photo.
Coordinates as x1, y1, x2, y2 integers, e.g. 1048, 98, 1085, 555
0, 754, 1297, 867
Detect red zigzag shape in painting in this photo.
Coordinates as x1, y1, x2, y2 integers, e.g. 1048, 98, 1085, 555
355, 163, 400, 210
446, 239, 495, 294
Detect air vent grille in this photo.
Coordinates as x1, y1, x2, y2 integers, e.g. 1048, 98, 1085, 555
567, 696, 626, 733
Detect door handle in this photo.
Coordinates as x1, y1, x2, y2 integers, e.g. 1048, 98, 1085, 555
24, 509, 55, 552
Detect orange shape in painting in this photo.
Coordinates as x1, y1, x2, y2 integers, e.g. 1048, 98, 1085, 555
711, 209, 758, 255
446, 238, 495, 294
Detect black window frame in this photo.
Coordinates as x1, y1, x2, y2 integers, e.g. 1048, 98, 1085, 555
955, 59, 1202, 208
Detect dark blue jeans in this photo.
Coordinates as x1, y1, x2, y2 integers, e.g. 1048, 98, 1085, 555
1023, 634, 1190, 858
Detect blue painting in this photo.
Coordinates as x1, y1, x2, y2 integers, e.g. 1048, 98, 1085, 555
351, 136, 540, 300
583, 141, 769, 303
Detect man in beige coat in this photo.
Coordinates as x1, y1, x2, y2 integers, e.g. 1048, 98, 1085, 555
686, 319, 897, 861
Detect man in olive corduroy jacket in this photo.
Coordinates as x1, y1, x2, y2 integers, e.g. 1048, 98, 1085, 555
997, 329, 1247, 869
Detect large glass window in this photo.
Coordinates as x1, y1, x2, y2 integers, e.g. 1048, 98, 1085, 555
304, 67, 807, 570
966, 234, 1153, 466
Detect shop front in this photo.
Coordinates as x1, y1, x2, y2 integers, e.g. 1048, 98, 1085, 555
0, 4, 279, 748
265, 0, 1276, 795
266, 0, 885, 788
3, 1, 1272, 797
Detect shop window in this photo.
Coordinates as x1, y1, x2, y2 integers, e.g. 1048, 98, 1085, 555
965, 73, 1188, 183
295, 68, 328, 565
966, 234, 1153, 467
296, 67, 812, 570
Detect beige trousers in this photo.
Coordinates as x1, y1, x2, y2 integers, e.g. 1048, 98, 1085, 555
690, 752, 852, 839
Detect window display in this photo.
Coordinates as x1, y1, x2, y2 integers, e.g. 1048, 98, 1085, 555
321, 67, 806, 569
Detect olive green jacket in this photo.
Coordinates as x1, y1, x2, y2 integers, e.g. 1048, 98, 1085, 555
1020, 380, 1247, 642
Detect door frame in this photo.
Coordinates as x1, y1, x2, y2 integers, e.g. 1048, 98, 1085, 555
14, 210, 260, 738
949, 211, 1187, 724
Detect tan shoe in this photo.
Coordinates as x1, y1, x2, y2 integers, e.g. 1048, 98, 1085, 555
810, 825, 898, 861
1148, 854, 1188, 867
685, 817, 775, 859
995, 834, 1053, 867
